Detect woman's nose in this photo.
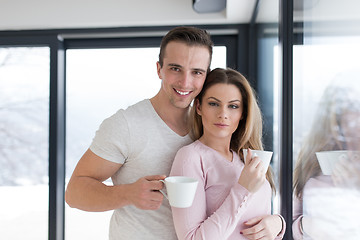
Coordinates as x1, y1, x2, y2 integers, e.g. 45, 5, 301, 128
218, 107, 228, 119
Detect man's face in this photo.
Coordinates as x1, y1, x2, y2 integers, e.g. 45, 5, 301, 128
157, 41, 210, 109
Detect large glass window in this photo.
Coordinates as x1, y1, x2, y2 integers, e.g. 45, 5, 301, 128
257, 2, 360, 238
292, 36, 360, 239
0, 47, 50, 240
65, 46, 226, 239
292, 2, 360, 239
256, 0, 281, 215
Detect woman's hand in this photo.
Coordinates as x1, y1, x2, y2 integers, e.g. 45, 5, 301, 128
238, 149, 266, 192
241, 215, 282, 240
332, 152, 360, 190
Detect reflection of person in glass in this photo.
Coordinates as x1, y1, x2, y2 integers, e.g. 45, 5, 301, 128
292, 71, 360, 239
170, 68, 286, 239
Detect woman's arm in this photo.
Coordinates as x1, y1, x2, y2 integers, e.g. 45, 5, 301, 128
292, 194, 304, 239
170, 148, 252, 240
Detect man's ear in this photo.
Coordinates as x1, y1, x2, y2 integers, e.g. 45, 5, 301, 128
195, 99, 202, 116
156, 61, 162, 79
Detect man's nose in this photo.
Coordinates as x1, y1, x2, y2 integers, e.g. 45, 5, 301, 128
178, 72, 192, 88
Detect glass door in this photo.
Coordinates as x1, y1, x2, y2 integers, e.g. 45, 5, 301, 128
292, 1, 360, 239
0, 47, 50, 240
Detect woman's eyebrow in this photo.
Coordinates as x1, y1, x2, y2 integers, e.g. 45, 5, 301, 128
207, 97, 221, 102
207, 97, 241, 103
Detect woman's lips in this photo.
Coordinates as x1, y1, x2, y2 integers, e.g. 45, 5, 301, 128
214, 123, 228, 127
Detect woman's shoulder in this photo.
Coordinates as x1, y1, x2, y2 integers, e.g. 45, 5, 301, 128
179, 140, 216, 154
176, 140, 203, 157
304, 175, 334, 189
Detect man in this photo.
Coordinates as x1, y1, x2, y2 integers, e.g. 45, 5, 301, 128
65, 26, 213, 240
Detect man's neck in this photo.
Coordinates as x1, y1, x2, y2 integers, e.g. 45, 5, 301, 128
150, 94, 190, 137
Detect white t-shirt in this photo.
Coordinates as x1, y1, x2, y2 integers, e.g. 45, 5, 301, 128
90, 99, 192, 240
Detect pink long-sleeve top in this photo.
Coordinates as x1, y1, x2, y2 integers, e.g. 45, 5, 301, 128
170, 140, 285, 240
292, 175, 360, 239
293, 175, 336, 239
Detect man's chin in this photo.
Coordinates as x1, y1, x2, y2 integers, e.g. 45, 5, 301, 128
171, 99, 192, 109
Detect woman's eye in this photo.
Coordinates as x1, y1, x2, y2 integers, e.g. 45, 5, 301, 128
208, 102, 218, 107
229, 104, 239, 109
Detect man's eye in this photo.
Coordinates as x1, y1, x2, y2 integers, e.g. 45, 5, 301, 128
194, 71, 203, 75
171, 67, 180, 72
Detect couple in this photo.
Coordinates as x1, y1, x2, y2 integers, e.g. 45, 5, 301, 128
65, 26, 285, 240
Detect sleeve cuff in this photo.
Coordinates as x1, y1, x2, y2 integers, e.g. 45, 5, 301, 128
275, 214, 286, 239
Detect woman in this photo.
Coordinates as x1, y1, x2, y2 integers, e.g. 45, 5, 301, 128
170, 68, 285, 240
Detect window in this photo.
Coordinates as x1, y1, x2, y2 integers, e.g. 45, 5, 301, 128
292, 36, 360, 239
0, 47, 50, 240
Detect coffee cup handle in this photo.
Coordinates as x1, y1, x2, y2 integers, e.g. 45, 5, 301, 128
159, 180, 168, 200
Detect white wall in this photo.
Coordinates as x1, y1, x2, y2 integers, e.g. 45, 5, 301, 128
2, 0, 359, 32
0, 0, 256, 31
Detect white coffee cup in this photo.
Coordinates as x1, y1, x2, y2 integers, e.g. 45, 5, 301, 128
160, 176, 198, 208
316, 150, 360, 175
242, 149, 273, 171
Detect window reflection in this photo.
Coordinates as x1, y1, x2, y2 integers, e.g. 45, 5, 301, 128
292, 41, 360, 239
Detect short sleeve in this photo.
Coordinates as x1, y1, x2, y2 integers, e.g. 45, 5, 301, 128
90, 110, 130, 164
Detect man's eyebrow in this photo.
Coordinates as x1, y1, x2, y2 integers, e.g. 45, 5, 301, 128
167, 63, 206, 73
192, 68, 206, 73
168, 63, 182, 68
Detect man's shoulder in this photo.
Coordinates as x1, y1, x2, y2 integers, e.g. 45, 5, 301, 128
125, 99, 150, 111
116, 99, 152, 118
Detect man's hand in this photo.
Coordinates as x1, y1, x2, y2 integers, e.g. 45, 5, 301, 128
126, 175, 166, 210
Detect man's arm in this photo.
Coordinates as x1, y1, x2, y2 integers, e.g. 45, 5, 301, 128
65, 148, 166, 212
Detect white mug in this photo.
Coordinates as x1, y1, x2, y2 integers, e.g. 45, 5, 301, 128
316, 150, 360, 175
242, 149, 273, 171
160, 176, 198, 208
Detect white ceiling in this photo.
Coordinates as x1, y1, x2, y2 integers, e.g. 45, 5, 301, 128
0, 0, 359, 31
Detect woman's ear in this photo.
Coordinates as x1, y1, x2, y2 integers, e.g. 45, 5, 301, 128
195, 99, 202, 116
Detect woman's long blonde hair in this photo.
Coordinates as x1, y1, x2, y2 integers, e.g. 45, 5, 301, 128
190, 68, 276, 193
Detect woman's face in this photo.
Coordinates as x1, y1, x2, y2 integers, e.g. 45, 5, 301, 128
196, 83, 243, 141
341, 111, 360, 151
